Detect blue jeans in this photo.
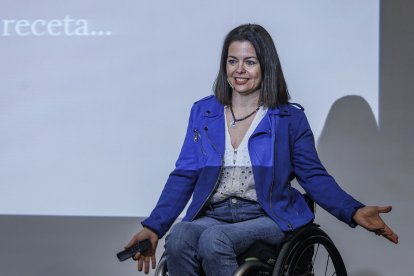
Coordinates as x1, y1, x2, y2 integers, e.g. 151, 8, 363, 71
165, 197, 285, 276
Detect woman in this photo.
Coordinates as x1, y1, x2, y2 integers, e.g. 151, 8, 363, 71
126, 24, 398, 275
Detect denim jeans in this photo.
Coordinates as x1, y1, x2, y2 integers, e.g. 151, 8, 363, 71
164, 197, 285, 276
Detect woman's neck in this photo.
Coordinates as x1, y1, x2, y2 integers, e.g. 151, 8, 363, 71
231, 90, 260, 109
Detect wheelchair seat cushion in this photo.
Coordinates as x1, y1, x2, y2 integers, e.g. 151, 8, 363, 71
236, 240, 280, 266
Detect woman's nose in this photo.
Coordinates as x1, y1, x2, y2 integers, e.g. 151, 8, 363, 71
236, 63, 245, 73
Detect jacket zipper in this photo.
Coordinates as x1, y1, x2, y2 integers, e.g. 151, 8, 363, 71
268, 183, 293, 231
288, 185, 300, 215
268, 115, 293, 231
193, 129, 206, 156
247, 129, 293, 230
190, 127, 224, 221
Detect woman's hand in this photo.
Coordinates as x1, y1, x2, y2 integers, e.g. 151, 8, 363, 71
352, 206, 399, 244
125, 227, 159, 274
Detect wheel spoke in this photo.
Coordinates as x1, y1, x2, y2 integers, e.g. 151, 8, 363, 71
324, 254, 330, 275
312, 243, 320, 274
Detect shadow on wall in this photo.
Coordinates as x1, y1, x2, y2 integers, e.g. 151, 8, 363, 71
318, 96, 383, 198
317, 95, 413, 275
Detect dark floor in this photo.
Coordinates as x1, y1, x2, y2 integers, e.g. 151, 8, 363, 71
0, 215, 165, 276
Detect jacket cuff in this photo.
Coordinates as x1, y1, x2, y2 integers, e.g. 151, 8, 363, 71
345, 203, 365, 228
141, 218, 163, 238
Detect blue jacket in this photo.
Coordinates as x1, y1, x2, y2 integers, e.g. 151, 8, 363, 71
142, 96, 364, 237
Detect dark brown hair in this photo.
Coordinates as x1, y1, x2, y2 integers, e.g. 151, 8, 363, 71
214, 24, 290, 108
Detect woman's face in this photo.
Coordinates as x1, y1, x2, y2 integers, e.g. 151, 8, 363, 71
226, 41, 262, 96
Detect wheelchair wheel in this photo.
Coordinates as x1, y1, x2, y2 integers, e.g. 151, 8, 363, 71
155, 253, 168, 276
273, 225, 347, 276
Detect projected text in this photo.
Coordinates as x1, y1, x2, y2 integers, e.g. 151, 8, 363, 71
1, 16, 112, 37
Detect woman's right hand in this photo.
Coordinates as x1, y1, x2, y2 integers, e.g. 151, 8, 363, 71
125, 227, 159, 274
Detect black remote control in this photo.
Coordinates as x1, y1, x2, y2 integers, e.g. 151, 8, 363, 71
117, 239, 151, 262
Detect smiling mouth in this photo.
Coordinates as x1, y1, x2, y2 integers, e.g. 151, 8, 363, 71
234, 77, 249, 84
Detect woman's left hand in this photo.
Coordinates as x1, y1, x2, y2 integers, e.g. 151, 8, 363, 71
352, 206, 399, 244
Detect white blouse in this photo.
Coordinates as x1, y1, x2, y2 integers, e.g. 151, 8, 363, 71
211, 106, 268, 203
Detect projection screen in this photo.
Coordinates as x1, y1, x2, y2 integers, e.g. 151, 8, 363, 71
0, 0, 379, 216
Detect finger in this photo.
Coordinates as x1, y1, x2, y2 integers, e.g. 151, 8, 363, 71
377, 206, 392, 214
144, 256, 150, 274
132, 252, 141, 261
137, 256, 144, 271
374, 229, 382, 235
383, 231, 399, 243
365, 222, 385, 233
125, 240, 134, 249
389, 233, 399, 244
382, 225, 399, 244
125, 237, 138, 249
151, 254, 157, 269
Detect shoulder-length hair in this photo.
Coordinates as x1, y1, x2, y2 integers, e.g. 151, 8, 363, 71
214, 24, 290, 108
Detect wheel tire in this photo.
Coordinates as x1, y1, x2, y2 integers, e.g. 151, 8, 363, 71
273, 225, 347, 276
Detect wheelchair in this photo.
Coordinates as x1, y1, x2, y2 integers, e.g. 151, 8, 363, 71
155, 196, 347, 276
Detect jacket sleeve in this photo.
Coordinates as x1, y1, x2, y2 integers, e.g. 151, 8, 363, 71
141, 104, 200, 237
291, 111, 364, 227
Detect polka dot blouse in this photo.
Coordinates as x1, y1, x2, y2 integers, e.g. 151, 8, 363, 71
211, 106, 268, 203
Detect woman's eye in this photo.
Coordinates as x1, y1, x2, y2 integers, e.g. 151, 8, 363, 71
245, 60, 256, 66
228, 59, 237, 65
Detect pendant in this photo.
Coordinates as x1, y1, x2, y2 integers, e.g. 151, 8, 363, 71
231, 121, 237, 128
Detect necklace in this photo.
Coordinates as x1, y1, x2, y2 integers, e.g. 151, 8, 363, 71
229, 105, 260, 128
